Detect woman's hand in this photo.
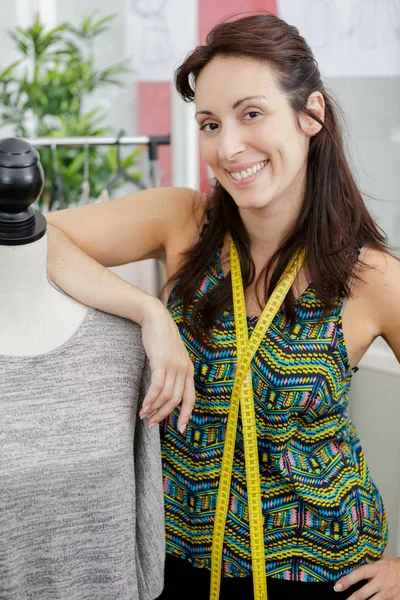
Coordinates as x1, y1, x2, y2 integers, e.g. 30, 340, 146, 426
138, 297, 195, 433
334, 557, 400, 599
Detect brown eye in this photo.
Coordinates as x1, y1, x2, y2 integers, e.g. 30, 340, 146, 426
244, 111, 261, 120
200, 122, 219, 132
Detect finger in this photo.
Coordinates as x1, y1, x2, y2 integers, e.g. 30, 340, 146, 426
147, 371, 184, 425
177, 373, 196, 433
335, 564, 379, 592
169, 372, 185, 408
148, 364, 194, 430
145, 371, 177, 413
140, 367, 166, 416
148, 397, 182, 428
344, 579, 381, 600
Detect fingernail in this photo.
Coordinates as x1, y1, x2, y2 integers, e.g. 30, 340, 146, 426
334, 583, 343, 592
149, 423, 157, 430
142, 405, 150, 414
179, 423, 187, 434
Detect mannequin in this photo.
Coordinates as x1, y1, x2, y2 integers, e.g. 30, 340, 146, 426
0, 138, 164, 600
0, 138, 88, 355
0, 235, 89, 355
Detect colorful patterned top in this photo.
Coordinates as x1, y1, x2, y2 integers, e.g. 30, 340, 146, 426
161, 246, 388, 583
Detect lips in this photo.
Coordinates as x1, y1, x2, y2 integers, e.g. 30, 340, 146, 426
228, 160, 268, 181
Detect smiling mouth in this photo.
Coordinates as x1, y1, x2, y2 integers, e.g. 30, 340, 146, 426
228, 160, 269, 181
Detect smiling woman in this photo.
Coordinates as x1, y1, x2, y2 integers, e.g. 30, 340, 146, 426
46, 11, 400, 600
194, 57, 322, 214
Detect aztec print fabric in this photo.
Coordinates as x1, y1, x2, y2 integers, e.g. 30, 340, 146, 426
161, 247, 388, 582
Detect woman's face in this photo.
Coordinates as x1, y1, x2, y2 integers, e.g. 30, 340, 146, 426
195, 56, 314, 213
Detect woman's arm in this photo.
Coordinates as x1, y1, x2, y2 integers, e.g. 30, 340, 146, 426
48, 224, 156, 322
47, 186, 201, 267
367, 250, 400, 362
47, 187, 205, 432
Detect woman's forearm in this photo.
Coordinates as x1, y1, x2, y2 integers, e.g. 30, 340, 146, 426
47, 224, 158, 324
47, 223, 195, 433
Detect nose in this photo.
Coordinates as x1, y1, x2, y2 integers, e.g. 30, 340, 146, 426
217, 125, 246, 161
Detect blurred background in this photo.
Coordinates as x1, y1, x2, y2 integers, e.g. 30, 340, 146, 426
0, 0, 399, 553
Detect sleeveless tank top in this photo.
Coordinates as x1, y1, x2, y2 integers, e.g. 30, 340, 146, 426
0, 309, 164, 600
161, 246, 388, 583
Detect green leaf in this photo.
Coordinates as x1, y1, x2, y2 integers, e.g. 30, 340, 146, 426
68, 10, 117, 41
106, 146, 118, 171
0, 59, 22, 81
63, 151, 86, 177
121, 148, 142, 169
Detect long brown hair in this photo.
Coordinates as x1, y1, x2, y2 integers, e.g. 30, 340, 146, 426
169, 12, 388, 339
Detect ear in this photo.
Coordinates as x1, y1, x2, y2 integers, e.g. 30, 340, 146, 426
300, 91, 325, 136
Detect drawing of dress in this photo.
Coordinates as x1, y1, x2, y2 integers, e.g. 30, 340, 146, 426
131, 0, 174, 69
301, 0, 345, 48
348, 0, 399, 47
390, 0, 400, 38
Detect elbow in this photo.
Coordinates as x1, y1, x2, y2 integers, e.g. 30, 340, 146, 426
46, 211, 65, 230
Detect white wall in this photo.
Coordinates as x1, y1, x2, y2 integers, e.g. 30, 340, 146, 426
349, 367, 400, 556
328, 75, 400, 555
327, 77, 400, 249
56, 0, 137, 137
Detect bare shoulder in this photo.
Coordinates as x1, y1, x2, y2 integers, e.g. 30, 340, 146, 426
163, 188, 209, 276
48, 185, 209, 269
137, 185, 208, 252
358, 247, 400, 359
359, 247, 400, 292
163, 186, 208, 242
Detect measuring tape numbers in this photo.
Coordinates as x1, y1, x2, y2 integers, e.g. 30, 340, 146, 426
210, 239, 305, 600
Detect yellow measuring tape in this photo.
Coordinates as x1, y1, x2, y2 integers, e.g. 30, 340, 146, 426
209, 239, 306, 600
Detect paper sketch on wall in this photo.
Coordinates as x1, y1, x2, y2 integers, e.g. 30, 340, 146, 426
299, 1, 346, 48
278, 0, 400, 76
125, 0, 198, 81
131, 0, 173, 68
348, 0, 400, 47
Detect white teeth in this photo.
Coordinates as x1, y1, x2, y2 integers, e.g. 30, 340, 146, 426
229, 160, 267, 181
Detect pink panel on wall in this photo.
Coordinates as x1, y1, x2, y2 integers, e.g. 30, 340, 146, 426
198, 0, 277, 44
137, 82, 172, 187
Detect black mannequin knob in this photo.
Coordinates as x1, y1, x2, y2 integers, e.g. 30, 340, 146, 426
0, 137, 46, 245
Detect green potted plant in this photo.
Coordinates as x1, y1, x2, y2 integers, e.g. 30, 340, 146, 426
0, 11, 141, 208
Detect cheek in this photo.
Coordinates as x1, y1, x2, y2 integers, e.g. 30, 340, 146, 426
289, 139, 309, 171
199, 138, 217, 167
277, 133, 308, 170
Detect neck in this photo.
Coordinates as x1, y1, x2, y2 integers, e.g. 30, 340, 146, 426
0, 233, 51, 300
239, 184, 305, 259
0, 230, 89, 356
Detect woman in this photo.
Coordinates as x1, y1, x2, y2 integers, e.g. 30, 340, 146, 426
47, 12, 400, 600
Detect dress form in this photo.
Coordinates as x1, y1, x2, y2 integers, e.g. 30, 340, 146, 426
0, 137, 88, 356
0, 137, 165, 600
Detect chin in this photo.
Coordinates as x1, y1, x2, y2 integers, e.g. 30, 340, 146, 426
230, 192, 275, 211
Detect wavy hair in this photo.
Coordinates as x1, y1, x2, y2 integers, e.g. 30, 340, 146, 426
169, 12, 388, 339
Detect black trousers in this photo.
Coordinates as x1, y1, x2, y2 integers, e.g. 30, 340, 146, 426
157, 555, 368, 600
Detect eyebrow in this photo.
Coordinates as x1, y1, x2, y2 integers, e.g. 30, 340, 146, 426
194, 95, 268, 118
